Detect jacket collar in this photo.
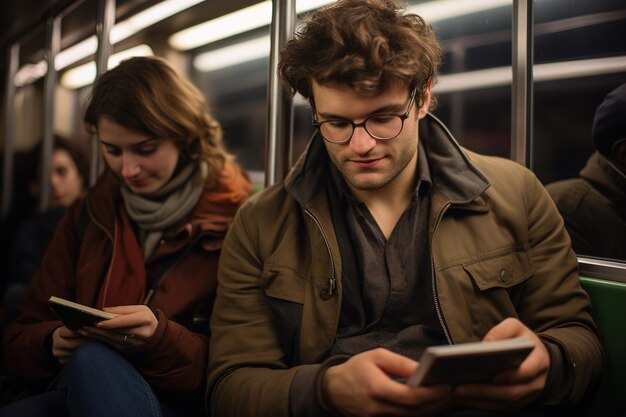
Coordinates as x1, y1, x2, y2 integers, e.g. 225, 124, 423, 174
284, 113, 490, 207
580, 151, 626, 208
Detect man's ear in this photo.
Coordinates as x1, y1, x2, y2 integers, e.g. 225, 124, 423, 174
417, 84, 432, 120
611, 139, 626, 172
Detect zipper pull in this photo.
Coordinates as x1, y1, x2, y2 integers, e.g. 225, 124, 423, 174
320, 276, 336, 300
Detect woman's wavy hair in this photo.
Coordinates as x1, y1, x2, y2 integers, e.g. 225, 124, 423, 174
278, 0, 442, 110
83, 56, 230, 185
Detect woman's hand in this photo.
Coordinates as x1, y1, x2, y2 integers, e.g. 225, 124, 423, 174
51, 326, 87, 364
79, 305, 158, 351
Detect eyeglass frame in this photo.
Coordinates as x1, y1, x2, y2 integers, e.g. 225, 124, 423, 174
311, 88, 418, 144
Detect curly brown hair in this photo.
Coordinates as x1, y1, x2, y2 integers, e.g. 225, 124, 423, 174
83, 56, 231, 185
278, 0, 442, 109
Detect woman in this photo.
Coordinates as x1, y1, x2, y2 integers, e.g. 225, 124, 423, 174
0, 56, 251, 417
4, 135, 88, 321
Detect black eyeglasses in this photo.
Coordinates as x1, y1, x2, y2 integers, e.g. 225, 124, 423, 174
312, 89, 417, 144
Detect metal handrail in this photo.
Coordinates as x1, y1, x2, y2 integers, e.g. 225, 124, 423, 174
265, 0, 295, 187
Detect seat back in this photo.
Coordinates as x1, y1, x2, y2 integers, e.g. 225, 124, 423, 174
580, 276, 626, 416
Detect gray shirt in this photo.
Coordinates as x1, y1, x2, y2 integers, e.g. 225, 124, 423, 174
330, 140, 446, 360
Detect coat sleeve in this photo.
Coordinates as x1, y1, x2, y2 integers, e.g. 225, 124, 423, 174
128, 237, 224, 393
129, 310, 209, 392
207, 203, 301, 417
518, 168, 604, 404
2, 201, 85, 380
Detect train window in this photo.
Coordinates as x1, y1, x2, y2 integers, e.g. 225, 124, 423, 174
532, 0, 626, 262
55, 0, 98, 145
191, 0, 516, 186
416, 0, 513, 158
13, 26, 46, 154
188, 2, 331, 188
193, 32, 271, 181
6, 25, 47, 223
3, 0, 625, 266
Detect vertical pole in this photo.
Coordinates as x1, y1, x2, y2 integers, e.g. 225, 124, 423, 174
511, 0, 533, 167
90, 0, 115, 186
450, 45, 465, 138
265, 0, 295, 187
40, 16, 61, 213
1, 44, 20, 218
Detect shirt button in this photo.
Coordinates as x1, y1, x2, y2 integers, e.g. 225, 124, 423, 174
500, 269, 510, 282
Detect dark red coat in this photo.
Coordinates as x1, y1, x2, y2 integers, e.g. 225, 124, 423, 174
2, 161, 251, 408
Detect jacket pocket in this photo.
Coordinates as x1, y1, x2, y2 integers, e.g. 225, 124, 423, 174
260, 263, 306, 365
462, 249, 533, 291
260, 263, 306, 304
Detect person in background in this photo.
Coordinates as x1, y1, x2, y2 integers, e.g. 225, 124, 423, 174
2, 136, 88, 321
547, 83, 626, 261
207, 1, 603, 416
0, 56, 251, 417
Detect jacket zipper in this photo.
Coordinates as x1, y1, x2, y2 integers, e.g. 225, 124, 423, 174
431, 202, 453, 345
84, 202, 117, 305
305, 209, 336, 297
85, 201, 114, 243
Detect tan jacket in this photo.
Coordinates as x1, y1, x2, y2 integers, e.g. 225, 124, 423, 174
208, 115, 603, 417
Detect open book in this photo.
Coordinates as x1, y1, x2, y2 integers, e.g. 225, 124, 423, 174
48, 296, 118, 330
406, 336, 534, 386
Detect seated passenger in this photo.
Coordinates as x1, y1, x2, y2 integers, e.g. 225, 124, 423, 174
546, 83, 626, 261
0, 56, 251, 417
3, 135, 87, 321
207, 1, 603, 416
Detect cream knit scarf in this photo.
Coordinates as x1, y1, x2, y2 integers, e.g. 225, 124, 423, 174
120, 161, 208, 260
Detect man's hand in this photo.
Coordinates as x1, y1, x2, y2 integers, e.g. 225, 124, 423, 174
453, 318, 550, 411
322, 348, 452, 416
51, 326, 87, 364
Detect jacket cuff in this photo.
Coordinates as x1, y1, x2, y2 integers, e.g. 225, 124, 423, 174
289, 355, 349, 417
538, 337, 568, 404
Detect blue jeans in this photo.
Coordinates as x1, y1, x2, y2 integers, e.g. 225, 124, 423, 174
0, 341, 170, 417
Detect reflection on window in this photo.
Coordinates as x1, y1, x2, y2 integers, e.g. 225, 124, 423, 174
534, 0, 626, 263
429, 1, 513, 158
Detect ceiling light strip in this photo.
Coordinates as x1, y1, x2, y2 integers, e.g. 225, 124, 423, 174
60, 44, 153, 89
169, 0, 335, 51
193, 36, 270, 72
432, 56, 626, 93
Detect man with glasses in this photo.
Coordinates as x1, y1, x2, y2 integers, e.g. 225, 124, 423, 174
208, 1, 602, 416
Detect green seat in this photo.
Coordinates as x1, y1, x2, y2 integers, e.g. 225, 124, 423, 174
580, 276, 626, 416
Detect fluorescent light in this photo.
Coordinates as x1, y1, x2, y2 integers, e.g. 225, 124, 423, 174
432, 56, 626, 93
194, 36, 270, 72
297, 0, 337, 13
175, 0, 511, 52
55, 36, 99, 71
434, 67, 511, 93
534, 56, 626, 81
56, 0, 202, 71
111, 0, 204, 43
170, 2, 272, 51
16, 0, 203, 86
169, 0, 335, 51
408, 0, 511, 22
15, 61, 49, 87
188, 0, 511, 73
60, 44, 153, 90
